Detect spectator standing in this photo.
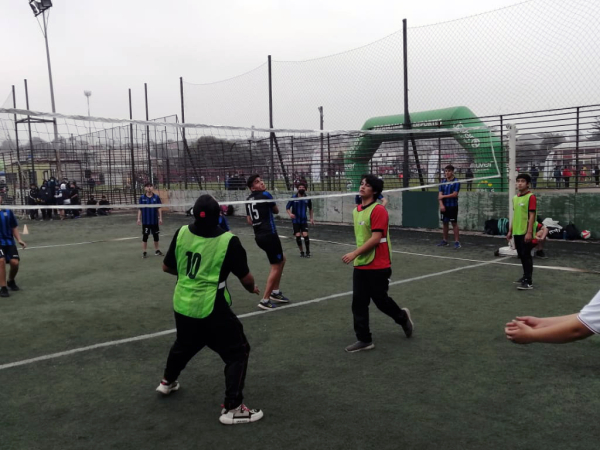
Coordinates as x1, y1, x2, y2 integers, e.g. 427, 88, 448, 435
594, 165, 600, 187
28, 183, 40, 220
69, 182, 81, 218
54, 185, 65, 220
465, 167, 474, 192
562, 167, 572, 189
553, 166, 562, 189
530, 165, 539, 189
39, 181, 52, 221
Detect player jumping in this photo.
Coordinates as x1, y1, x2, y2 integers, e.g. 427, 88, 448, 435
245, 175, 289, 310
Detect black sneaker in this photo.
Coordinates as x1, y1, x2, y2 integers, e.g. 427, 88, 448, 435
257, 300, 277, 310
142, 252, 147, 259
0, 287, 9, 298
155, 250, 164, 256
345, 341, 375, 353
300, 252, 305, 258
535, 250, 547, 258
517, 280, 534, 290
400, 308, 414, 338
269, 292, 290, 303
7, 280, 19, 291
305, 252, 311, 258
513, 277, 525, 284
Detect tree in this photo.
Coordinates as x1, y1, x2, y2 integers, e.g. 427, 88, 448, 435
587, 117, 600, 140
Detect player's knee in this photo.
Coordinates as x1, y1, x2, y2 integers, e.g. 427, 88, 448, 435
9, 259, 19, 268
296, 236, 302, 246
142, 234, 149, 243
152, 233, 160, 242
302, 232, 308, 238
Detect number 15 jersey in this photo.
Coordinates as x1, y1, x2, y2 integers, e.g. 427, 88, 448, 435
246, 190, 277, 237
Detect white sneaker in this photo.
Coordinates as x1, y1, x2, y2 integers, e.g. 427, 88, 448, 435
156, 379, 179, 395
219, 404, 264, 425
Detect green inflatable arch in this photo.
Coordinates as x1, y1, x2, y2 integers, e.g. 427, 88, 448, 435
344, 106, 506, 191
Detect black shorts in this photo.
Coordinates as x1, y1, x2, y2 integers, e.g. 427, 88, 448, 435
142, 224, 160, 241
292, 223, 308, 234
441, 206, 458, 223
0, 245, 20, 262
255, 234, 284, 265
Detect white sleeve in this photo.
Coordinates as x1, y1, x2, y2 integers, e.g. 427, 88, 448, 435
577, 290, 600, 334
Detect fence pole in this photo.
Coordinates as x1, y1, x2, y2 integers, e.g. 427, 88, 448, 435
402, 18, 410, 188
268, 55, 275, 190
508, 124, 517, 224
24, 79, 36, 185
144, 83, 153, 185
129, 88, 136, 202
575, 107, 580, 193
12, 85, 25, 205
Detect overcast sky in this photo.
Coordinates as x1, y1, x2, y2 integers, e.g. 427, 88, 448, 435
1, 0, 529, 124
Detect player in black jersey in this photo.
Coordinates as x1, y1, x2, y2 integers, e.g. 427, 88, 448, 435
245, 175, 289, 310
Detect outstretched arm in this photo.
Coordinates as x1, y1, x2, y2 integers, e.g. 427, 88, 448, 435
505, 315, 593, 344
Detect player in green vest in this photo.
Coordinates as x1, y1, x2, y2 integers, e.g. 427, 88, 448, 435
156, 195, 264, 425
342, 174, 414, 353
506, 173, 537, 290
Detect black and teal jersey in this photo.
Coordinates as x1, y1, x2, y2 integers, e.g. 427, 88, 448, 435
246, 190, 277, 236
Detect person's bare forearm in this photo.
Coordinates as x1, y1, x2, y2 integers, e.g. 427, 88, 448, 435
240, 272, 256, 293
529, 317, 593, 343
354, 234, 382, 257
534, 314, 579, 328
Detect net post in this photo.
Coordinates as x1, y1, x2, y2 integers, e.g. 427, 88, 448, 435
508, 124, 517, 224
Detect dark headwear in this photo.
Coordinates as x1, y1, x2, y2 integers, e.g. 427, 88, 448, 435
516, 173, 532, 184
192, 195, 220, 229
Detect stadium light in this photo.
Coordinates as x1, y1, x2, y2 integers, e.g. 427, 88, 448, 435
27, 0, 63, 178
29, 1, 52, 17
84, 90, 92, 116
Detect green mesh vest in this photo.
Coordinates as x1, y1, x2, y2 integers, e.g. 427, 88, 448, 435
352, 202, 392, 267
173, 226, 233, 318
512, 193, 536, 235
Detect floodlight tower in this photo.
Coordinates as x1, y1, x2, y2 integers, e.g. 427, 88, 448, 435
28, 0, 62, 178
84, 90, 92, 116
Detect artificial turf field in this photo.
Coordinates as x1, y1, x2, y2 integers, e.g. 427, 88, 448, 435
2, 212, 600, 450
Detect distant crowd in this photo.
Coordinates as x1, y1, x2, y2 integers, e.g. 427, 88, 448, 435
27, 176, 111, 220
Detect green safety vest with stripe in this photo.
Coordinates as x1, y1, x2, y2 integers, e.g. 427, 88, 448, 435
512, 193, 536, 235
173, 226, 233, 318
352, 202, 392, 267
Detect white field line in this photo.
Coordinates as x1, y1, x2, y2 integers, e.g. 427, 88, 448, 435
24, 232, 597, 274
282, 235, 599, 274
0, 258, 502, 371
